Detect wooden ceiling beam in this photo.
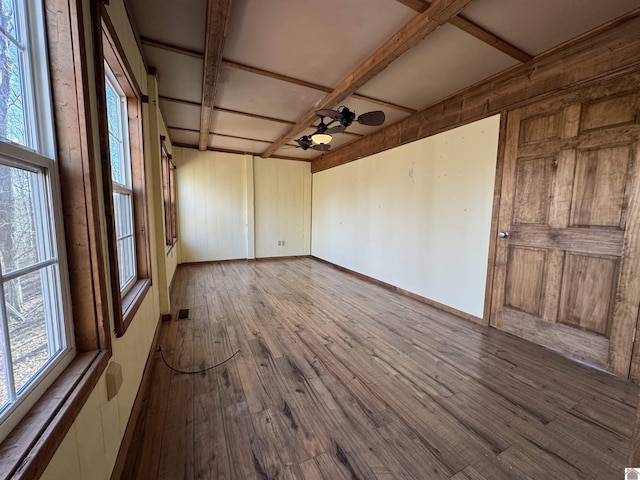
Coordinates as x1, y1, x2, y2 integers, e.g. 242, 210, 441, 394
209, 132, 273, 144
169, 127, 275, 145
214, 106, 296, 125
159, 95, 201, 107
312, 13, 640, 173
394, 0, 432, 11
172, 142, 312, 162
260, 0, 474, 159
198, 0, 232, 151
222, 59, 416, 114
352, 93, 416, 114
393, 0, 532, 62
140, 36, 204, 59
167, 126, 200, 133
167, 125, 358, 150
159, 96, 297, 126
449, 16, 532, 62
222, 59, 331, 93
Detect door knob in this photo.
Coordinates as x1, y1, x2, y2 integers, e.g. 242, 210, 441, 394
498, 231, 509, 238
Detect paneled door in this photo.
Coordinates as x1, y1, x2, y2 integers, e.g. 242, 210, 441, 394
490, 75, 640, 377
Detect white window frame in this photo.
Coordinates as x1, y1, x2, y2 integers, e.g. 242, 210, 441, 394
0, 0, 74, 443
104, 63, 137, 296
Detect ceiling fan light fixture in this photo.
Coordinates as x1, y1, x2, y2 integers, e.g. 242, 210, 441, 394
311, 133, 332, 145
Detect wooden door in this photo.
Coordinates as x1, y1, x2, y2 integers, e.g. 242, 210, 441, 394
490, 74, 640, 377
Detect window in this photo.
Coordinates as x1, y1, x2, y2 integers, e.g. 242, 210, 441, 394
161, 139, 177, 247
0, 0, 74, 441
105, 66, 136, 294
101, 20, 150, 336
1, 0, 112, 474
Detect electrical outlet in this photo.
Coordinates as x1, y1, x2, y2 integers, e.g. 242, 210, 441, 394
282, 240, 285, 246
278, 240, 282, 246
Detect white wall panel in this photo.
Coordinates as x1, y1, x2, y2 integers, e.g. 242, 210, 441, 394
311, 115, 500, 318
254, 158, 311, 258
175, 148, 250, 262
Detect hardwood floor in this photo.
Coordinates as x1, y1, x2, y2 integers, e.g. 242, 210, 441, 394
129, 258, 640, 479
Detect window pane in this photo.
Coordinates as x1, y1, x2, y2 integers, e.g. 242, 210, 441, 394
117, 236, 135, 290
0, 0, 18, 40
113, 191, 136, 290
0, 32, 28, 148
105, 80, 120, 137
5, 265, 62, 393
108, 132, 123, 184
113, 191, 133, 238
0, 162, 51, 274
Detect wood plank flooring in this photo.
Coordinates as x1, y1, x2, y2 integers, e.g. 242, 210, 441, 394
129, 258, 640, 479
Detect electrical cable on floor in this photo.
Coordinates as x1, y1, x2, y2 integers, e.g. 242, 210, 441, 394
158, 346, 240, 374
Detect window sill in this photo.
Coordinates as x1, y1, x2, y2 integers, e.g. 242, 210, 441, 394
118, 277, 151, 337
0, 350, 110, 479
165, 239, 177, 255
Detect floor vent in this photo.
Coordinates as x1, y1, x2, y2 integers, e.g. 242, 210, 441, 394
177, 308, 190, 320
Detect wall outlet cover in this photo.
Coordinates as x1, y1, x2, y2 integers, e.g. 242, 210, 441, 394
106, 362, 123, 401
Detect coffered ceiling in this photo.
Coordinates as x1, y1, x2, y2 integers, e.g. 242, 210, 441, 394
128, 0, 640, 162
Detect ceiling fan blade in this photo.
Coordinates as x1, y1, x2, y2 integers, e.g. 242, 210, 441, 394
294, 135, 313, 150
316, 109, 342, 120
311, 143, 331, 151
357, 110, 385, 126
325, 125, 346, 134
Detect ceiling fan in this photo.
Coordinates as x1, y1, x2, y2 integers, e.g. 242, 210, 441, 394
293, 106, 385, 151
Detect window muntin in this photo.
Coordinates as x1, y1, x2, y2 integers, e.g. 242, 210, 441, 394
105, 65, 137, 295
0, 0, 73, 442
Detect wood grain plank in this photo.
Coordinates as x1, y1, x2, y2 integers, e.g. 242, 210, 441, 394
129, 259, 639, 479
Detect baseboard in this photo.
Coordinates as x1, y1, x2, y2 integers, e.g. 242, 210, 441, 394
179, 257, 249, 266
178, 255, 312, 265
110, 315, 163, 480
168, 268, 177, 292
311, 256, 484, 325
255, 255, 312, 261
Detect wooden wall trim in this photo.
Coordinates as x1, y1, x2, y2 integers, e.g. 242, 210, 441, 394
48, 0, 111, 353
312, 12, 640, 173
0, 352, 109, 479
482, 111, 508, 325
311, 256, 484, 325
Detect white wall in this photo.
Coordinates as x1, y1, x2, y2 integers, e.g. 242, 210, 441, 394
312, 115, 500, 318
255, 158, 311, 258
175, 148, 251, 262
174, 149, 312, 262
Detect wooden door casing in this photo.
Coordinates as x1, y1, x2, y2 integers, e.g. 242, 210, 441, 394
490, 73, 640, 377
